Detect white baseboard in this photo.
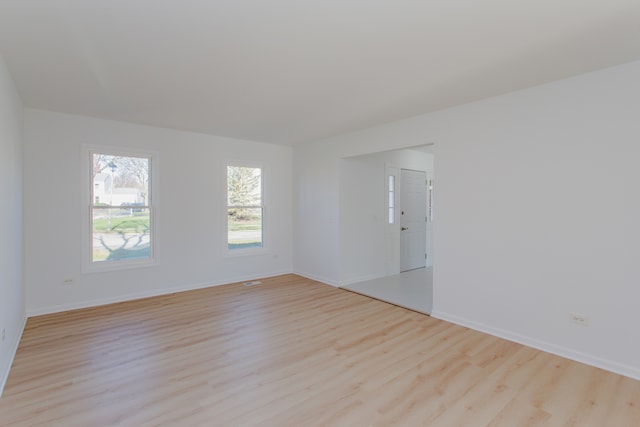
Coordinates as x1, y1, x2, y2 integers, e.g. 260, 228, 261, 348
292, 270, 339, 287
431, 310, 640, 381
0, 314, 27, 399
27, 269, 294, 317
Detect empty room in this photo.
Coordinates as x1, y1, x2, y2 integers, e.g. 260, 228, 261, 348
1, 1, 640, 425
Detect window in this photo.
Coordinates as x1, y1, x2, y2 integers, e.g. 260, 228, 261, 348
428, 179, 434, 222
88, 151, 154, 266
388, 174, 396, 224
227, 165, 263, 250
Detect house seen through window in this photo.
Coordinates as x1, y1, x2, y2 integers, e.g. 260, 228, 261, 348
90, 153, 152, 263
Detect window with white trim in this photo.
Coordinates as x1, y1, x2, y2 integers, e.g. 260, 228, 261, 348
227, 165, 263, 250
88, 150, 154, 265
388, 174, 396, 224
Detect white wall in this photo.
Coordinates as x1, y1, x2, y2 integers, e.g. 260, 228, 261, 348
294, 60, 640, 379
0, 54, 25, 395
24, 109, 293, 315
339, 149, 433, 284
293, 143, 341, 285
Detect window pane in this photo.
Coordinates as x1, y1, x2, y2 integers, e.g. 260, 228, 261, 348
92, 207, 151, 262
227, 166, 261, 206
388, 175, 395, 224
227, 165, 263, 251
91, 153, 152, 264
92, 154, 149, 207
228, 207, 263, 250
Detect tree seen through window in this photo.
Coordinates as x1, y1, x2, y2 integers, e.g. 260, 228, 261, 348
227, 165, 263, 250
91, 153, 151, 262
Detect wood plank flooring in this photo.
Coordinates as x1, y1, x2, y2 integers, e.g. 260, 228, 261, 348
1, 274, 639, 426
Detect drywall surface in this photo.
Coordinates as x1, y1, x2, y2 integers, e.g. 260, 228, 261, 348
292, 142, 340, 285
24, 109, 293, 315
294, 60, 640, 379
0, 53, 25, 395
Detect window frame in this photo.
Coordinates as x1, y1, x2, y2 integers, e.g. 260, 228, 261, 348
81, 145, 159, 273
388, 174, 396, 225
225, 162, 267, 255
386, 166, 399, 227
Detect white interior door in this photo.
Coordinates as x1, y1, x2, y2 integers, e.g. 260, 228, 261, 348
400, 169, 427, 272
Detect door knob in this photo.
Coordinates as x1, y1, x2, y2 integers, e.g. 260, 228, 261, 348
401, 227, 408, 231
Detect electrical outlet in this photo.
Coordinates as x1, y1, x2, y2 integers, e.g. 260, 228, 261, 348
569, 313, 590, 326
63, 278, 74, 285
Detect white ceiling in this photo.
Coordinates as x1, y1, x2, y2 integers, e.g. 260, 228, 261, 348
1, 1, 640, 146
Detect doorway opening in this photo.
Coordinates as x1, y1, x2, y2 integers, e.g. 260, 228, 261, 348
340, 144, 434, 314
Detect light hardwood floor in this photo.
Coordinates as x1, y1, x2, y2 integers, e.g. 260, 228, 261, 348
1, 274, 639, 426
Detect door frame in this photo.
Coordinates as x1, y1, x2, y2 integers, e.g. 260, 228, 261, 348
399, 168, 428, 272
